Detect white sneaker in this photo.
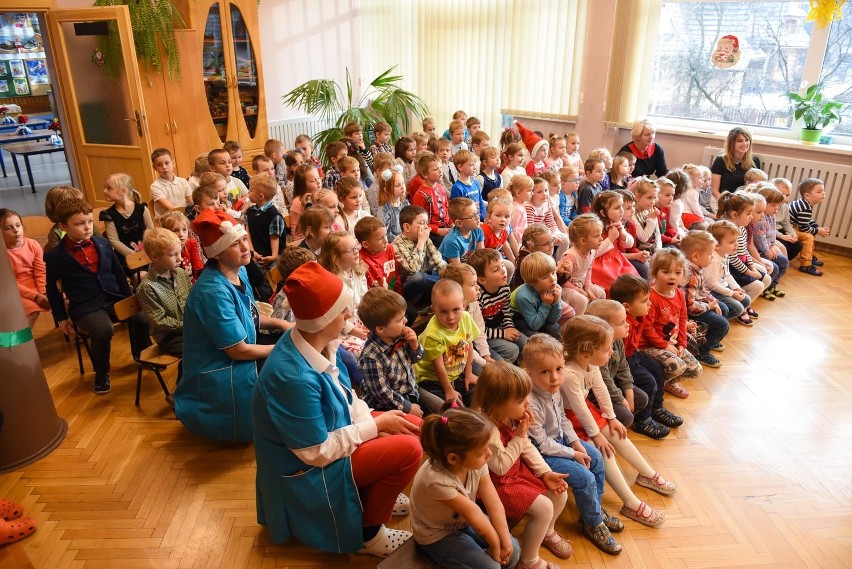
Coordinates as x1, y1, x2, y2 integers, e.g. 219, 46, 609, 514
359, 525, 412, 557
392, 492, 410, 516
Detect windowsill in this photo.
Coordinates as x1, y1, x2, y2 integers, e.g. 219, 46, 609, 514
606, 122, 852, 157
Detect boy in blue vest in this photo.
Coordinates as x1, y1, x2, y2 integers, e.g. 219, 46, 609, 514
45, 198, 147, 394
246, 174, 285, 268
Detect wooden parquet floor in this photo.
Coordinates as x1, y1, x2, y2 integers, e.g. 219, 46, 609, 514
3, 253, 852, 568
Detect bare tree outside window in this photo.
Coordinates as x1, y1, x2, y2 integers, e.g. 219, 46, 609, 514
820, 3, 852, 135
648, 2, 825, 130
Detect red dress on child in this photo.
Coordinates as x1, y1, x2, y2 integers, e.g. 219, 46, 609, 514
591, 230, 638, 296
489, 422, 547, 520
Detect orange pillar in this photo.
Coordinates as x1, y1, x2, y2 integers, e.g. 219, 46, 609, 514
0, 239, 66, 473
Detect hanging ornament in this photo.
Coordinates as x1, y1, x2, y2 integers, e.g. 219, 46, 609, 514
711, 35, 740, 69
91, 48, 105, 67
806, 0, 847, 28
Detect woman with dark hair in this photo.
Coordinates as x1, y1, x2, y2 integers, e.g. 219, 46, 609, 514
617, 119, 668, 178
710, 126, 762, 199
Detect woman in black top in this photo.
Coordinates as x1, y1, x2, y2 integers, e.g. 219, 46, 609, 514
710, 127, 762, 199
617, 118, 668, 178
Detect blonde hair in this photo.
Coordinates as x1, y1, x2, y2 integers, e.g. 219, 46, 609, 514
249, 174, 278, 200
471, 361, 533, 423
568, 213, 603, 243
193, 154, 213, 177
338, 155, 359, 174
508, 175, 534, 198
488, 188, 512, 202
486, 197, 512, 215
679, 230, 716, 257
522, 333, 563, 364
521, 223, 550, 249
105, 173, 142, 204
373, 152, 394, 175
452, 149, 474, 168
440, 262, 477, 284
584, 299, 625, 326
378, 169, 404, 207
520, 251, 556, 284
159, 210, 190, 232
561, 315, 612, 362
630, 118, 656, 141
449, 197, 476, 221
744, 168, 768, 184
558, 166, 579, 181
708, 219, 739, 242
588, 148, 612, 162
143, 227, 181, 259
756, 185, 785, 204
318, 231, 363, 276
629, 176, 658, 199
717, 191, 754, 218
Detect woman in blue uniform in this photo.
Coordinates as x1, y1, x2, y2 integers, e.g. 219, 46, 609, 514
176, 208, 287, 442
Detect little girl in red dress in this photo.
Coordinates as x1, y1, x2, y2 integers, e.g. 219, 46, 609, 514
473, 361, 572, 569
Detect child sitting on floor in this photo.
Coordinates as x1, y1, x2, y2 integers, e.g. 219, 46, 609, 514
558, 214, 606, 316
522, 334, 623, 555
511, 252, 563, 340
473, 362, 573, 569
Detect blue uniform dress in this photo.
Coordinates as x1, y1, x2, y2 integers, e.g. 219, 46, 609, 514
176, 265, 258, 442
252, 330, 364, 552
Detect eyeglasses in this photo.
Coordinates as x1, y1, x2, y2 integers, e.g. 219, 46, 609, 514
566, 177, 582, 183
459, 214, 479, 221
342, 245, 361, 255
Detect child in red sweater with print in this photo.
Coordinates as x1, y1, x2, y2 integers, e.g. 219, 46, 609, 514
638, 249, 702, 400
356, 216, 401, 293
410, 153, 452, 248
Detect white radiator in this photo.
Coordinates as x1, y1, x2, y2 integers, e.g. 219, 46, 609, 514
267, 116, 335, 151
701, 146, 852, 250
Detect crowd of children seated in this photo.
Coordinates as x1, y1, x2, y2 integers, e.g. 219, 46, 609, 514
5, 115, 834, 563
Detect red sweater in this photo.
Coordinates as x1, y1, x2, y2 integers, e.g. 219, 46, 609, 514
360, 244, 401, 293
657, 206, 678, 244
639, 287, 688, 350
624, 314, 644, 357
411, 183, 452, 234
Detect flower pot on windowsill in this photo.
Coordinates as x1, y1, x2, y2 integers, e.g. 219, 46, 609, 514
800, 128, 822, 145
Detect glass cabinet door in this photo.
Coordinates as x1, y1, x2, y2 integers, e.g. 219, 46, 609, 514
229, 4, 259, 138
202, 3, 228, 142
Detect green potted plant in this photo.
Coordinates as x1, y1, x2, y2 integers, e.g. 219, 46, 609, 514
786, 83, 845, 144
282, 66, 429, 161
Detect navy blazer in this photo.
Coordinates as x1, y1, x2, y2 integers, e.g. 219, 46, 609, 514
45, 235, 132, 323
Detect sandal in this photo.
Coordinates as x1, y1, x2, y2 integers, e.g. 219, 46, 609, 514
0, 498, 23, 522
359, 525, 412, 558
601, 508, 624, 532
514, 558, 561, 569
584, 521, 622, 555
735, 314, 753, 327
760, 290, 777, 301
620, 502, 665, 528
772, 287, 786, 297
1, 516, 37, 544
632, 417, 670, 439
543, 530, 573, 559
636, 472, 678, 495
664, 382, 689, 399
392, 492, 410, 516
652, 407, 684, 428
746, 307, 759, 319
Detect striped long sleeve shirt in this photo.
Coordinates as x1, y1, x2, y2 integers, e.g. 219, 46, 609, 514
727, 225, 753, 274
478, 285, 515, 339
789, 198, 819, 235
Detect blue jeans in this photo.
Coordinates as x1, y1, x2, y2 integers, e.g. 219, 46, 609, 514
712, 291, 750, 319
418, 525, 521, 569
690, 310, 730, 355
488, 335, 528, 364
512, 313, 560, 340
402, 271, 440, 321
627, 351, 665, 421
542, 438, 605, 528
761, 254, 788, 287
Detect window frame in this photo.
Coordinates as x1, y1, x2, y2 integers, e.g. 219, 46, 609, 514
643, 0, 851, 146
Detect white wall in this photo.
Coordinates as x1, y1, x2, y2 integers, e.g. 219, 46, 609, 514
258, 0, 362, 123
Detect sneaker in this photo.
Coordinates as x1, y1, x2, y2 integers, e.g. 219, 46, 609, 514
583, 521, 622, 555
93, 374, 111, 395
771, 286, 786, 297
632, 417, 670, 439
799, 265, 823, 276
652, 407, 684, 428
636, 472, 678, 495
746, 307, 759, 319
760, 289, 777, 301
359, 525, 412, 558
812, 256, 824, 267
392, 493, 410, 516
709, 342, 725, 352
697, 352, 722, 368
664, 381, 689, 398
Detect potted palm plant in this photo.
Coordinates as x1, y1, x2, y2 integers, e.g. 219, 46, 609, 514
786, 83, 845, 144
282, 66, 429, 161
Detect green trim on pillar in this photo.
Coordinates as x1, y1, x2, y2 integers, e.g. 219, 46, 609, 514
0, 327, 33, 348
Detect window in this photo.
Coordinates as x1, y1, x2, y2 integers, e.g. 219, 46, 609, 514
608, 0, 851, 143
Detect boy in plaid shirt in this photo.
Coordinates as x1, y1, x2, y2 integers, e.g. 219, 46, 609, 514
358, 287, 439, 418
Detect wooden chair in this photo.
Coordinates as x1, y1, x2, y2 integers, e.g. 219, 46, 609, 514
265, 266, 283, 291
113, 295, 179, 406
21, 215, 54, 248
126, 250, 151, 272
92, 207, 107, 234
55, 279, 94, 375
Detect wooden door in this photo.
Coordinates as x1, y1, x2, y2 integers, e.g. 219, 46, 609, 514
46, 6, 153, 207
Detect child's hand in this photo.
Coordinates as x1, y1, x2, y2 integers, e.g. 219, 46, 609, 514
606, 223, 620, 242
584, 288, 597, 301
818, 227, 830, 237
671, 234, 682, 245
499, 538, 514, 565
35, 294, 51, 310
541, 471, 569, 493
592, 432, 615, 458
541, 288, 559, 306
608, 418, 627, 439
416, 224, 431, 248
402, 326, 419, 349
408, 403, 424, 418
486, 544, 502, 564
624, 389, 635, 412
260, 255, 276, 267
746, 269, 761, 279
464, 373, 478, 391
778, 233, 794, 243
351, 323, 369, 340
732, 289, 745, 300
58, 319, 75, 337
765, 248, 777, 260
444, 388, 463, 404
514, 410, 533, 439
647, 207, 659, 220
571, 445, 591, 468
761, 259, 773, 271
640, 250, 650, 262
504, 327, 521, 341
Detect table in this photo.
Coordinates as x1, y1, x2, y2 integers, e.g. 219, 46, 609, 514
0, 119, 49, 133
2, 141, 67, 194
0, 129, 54, 177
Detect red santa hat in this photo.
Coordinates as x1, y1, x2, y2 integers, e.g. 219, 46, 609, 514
515, 120, 548, 159
284, 261, 353, 333
721, 34, 739, 49
191, 208, 246, 259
